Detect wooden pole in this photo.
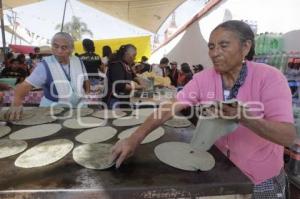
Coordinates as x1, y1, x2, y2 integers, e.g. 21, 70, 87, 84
0, 0, 7, 55
60, 0, 68, 32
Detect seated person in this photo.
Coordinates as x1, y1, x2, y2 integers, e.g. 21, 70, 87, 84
1, 59, 27, 84
151, 57, 169, 77
6, 32, 90, 121
177, 63, 193, 87
16, 54, 30, 75
193, 64, 204, 74
3, 52, 14, 68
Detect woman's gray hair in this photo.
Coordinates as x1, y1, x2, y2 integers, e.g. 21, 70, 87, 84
51, 32, 74, 49
212, 20, 255, 61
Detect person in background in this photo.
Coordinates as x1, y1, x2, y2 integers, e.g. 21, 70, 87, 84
140, 56, 151, 73
34, 47, 42, 61
111, 20, 296, 198
103, 44, 144, 109
6, 32, 90, 120
177, 62, 193, 87
193, 64, 204, 74
1, 59, 27, 84
34, 47, 40, 54
79, 39, 102, 86
3, 52, 14, 68
16, 54, 29, 76
152, 57, 169, 77
101, 45, 112, 73
169, 61, 179, 87
140, 56, 148, 64
27, 53, 39, 73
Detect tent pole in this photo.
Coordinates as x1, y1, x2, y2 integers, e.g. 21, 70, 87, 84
0, 0, 7, 56
60, 0, 68, 32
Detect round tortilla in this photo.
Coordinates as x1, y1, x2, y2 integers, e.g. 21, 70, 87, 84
0, 109, 35, 121
63, 117, 105, 129
73, 143, 114, 170
75, 127, 117, 144
15, 139, 73, 168
62, 108, 94, 118
164, 118, 192, 128
11, 115, 56, 126
0, 139, 28, 159
92, 109, 126, 119
0, 107, 64, 121
112, 116, 146, 127
9, 124, 62, 140
118, 126, 165, 144
0, 126, 11, 138
155, 142, 215, 171
40, 107, 65, 116
132, 108, 156, 117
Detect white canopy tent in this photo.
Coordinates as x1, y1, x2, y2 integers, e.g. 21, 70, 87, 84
2, 0, 186, 33
2, 0, 42, 9
150, 0, 300, 66
78, 0, 186, 33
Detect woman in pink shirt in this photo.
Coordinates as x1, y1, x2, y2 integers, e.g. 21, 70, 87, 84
111, 20, 296, 198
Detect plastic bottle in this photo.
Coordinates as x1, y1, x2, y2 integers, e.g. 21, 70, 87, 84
257, 33, 264, 55
254, 34, 259, 55
262, 32, 270, 55
280, 51, 288, 73
278, 33, 284, 53
274, 52, 282, 69
268, 52, 274, 65
271, 33, 279, 54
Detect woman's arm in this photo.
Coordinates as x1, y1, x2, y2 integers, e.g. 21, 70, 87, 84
111, 99, 188, 168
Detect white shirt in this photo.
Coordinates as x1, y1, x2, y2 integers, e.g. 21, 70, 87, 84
152, 64, 164, 76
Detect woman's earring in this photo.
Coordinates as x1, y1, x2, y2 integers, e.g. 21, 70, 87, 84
242, 58, 246, 64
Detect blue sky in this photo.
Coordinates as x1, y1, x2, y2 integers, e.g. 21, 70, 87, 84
3, 0, 205, 45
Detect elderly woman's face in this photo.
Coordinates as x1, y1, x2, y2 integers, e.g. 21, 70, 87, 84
208, 28, 245, 73
51, 36, 73, 63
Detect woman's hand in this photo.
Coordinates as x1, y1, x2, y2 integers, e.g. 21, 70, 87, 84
111, 136, 140, 168
5, 105, 23, 121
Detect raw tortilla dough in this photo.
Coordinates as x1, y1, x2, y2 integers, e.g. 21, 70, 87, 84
39, 107, 65, 116
75, 127, 117, 144
0, 139, 27, 159
0, 109, 34, 121
112, 116, 146, 127
118, 126, 165, 144
190, 118, 238, 151
164, 118, 192, 128
15, 139, 73, 168
63, 117, 105, 129
0, 107, 64, 121
154, 142, 215, 171
9, 124, 62, 140
92, 109, 126, 119
11, 115, 56, 126
62, 108, 94, 118
132, 108, 156, 117
73, 143, 114, 170
0, 126, 11, 138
